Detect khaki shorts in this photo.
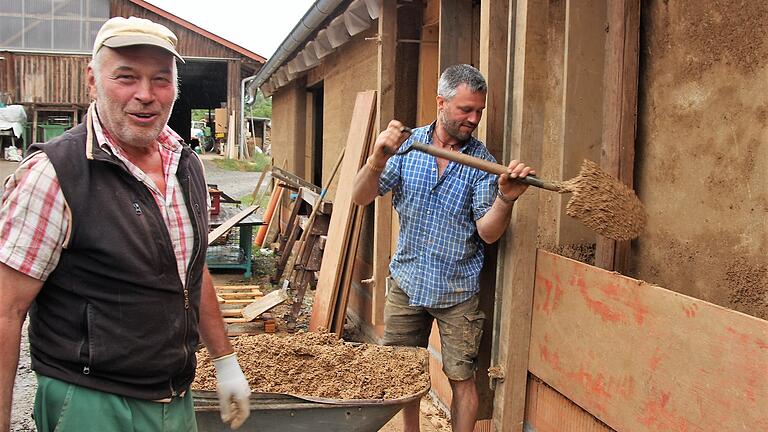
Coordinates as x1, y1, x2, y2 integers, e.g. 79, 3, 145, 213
382, 278, 485, 381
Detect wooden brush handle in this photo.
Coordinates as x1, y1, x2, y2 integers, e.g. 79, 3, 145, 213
408, 142, 561, 192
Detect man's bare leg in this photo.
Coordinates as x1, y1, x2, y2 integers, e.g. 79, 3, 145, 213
449, 377, 478, 432
402, 400, 421, 432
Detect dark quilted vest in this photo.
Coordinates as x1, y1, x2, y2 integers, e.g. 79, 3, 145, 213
27, 122, 209, 400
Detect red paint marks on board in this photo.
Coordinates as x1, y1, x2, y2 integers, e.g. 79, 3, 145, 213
539, 343, 563, 372
726, 326, 750, 344
537, 275, 561, 314
600, 283, 620, 298
566, 368, 612, 399
626, 292, 649, 325
649, 347, 664, 371
578, 280, 625, 324
682, 302, 699, 318
756, 339, 768, 350
638, 389, 692, 431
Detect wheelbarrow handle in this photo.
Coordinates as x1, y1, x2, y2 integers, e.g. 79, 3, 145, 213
406, 142, 560, 192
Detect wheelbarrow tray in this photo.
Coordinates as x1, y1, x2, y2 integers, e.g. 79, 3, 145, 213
193, 386, 430, 432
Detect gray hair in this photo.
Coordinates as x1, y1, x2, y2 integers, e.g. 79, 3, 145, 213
437, 64, 487, 100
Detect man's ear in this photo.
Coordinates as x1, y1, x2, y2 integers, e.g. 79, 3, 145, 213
436, 95, 445, 112
86, 66, 97, 101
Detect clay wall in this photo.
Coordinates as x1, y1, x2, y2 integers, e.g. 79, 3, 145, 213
633, 0, 768, 319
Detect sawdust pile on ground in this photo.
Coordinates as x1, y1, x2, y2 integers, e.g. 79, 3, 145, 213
555, 160, 646, 241
193, 332, 430, 400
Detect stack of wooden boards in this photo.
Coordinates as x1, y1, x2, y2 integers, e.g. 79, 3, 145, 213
216, 284, 289, 335
308, 90, 378, 335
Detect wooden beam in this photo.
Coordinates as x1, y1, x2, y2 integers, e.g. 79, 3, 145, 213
557, 0, 607, 245
594, 0, 640, 273
438, 0, 474, 72
242, 288, 289, 322
207, 204, 258, 246
492, 0, 549, 430
530, 250, 768, 431
478, 0, 509, 160
310, 91, 377, 331
371, 0, 397, 326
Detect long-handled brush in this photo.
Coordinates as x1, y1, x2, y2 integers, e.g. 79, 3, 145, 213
397, 127, 646, 240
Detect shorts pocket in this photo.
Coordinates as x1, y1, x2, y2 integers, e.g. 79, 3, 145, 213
462, 311, 486, 358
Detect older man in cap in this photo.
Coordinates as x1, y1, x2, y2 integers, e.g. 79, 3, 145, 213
0, 17, 250, 431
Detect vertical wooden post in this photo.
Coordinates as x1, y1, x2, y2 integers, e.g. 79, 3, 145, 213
595, 0, 640, 273
439, 0, 474, 71
478, 0, 509, 160
226, 60, 241, 159
492, 0, 548, 430
372, 0, 397, 326
558, 0, 607, 244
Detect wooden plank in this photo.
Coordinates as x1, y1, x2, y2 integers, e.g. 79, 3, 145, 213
595, 0, 640, 273
242, 288, 289, 322
557, 0, 607, 245
491, 0, 548, 430
215, 285, 262, 292
309, 91, 377, 331
223, 317, 250, 323
217, 292, 263, 299
220, 309, 244, 318
207, 204, 258, 246
220, 299, 263, 305
300, 187, 333, 215
525, 375, 614, 432
530, 250, 768, 431
331, 205, 365, 336
438, 0, 474, 73
478, 0, 509, 160
371, 0, 397, 327
275, 191, 305, 279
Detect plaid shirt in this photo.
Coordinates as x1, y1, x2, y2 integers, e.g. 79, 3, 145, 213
379, 123, 497, 308
0, 104, 197, 285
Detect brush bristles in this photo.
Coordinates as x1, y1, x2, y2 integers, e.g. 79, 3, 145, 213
562, 160, 647, 241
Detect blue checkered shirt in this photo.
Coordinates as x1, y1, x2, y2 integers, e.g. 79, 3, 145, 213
379, 123, 498, 308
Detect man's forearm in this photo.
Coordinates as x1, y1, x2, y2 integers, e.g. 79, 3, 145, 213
0, 316, 24, 432
476, 198, 515, 244
351, 163, 384, 206
198, 267, 233, 358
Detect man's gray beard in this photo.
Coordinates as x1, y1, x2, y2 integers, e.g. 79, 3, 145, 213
94, 86, 174, 149
438, 109, 471, 142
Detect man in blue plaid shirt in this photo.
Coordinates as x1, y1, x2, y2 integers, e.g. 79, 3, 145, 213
353, 64, 535, 432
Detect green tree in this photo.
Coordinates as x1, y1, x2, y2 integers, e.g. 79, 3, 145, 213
247, 92, 272, 118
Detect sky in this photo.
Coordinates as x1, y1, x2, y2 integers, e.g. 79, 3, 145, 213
143, 0, 317, 59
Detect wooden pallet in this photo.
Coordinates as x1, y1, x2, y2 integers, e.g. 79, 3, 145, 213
215, 285, 263, 324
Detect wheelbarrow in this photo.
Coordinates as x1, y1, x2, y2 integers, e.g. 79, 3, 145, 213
193, 386, 430, 432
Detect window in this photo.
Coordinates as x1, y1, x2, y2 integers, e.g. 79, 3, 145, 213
0, 0, 109, 52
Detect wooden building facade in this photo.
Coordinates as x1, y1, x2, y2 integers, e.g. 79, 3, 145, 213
0, 0, 265, 145
248, 0, 768, 430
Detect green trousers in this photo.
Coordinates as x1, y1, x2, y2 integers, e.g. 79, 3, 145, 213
34, 374, 198, 432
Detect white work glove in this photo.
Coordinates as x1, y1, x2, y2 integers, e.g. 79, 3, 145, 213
212, 353, 251, 429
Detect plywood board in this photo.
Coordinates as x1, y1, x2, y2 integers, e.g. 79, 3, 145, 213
529, 250, 768, 431
525, 375, 614, 432
207, 205, 258, 246
310, 90, 377, 331
242, 289, 289, 322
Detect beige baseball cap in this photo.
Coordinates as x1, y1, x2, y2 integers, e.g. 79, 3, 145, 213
93, 16, 185, 62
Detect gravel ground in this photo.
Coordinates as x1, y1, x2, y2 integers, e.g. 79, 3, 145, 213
3, 157, 266, 431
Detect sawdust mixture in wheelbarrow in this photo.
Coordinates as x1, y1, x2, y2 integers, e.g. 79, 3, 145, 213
193, 331, 430, 400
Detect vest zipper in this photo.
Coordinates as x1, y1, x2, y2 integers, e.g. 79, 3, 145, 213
180, 174, 203, 383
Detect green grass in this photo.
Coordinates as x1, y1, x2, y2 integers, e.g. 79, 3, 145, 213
238, 189, 272, 208
211, 153, 270, 172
